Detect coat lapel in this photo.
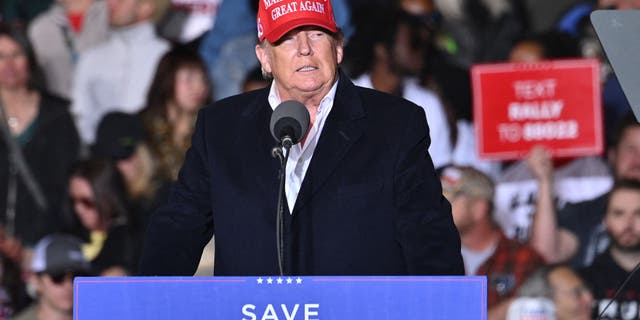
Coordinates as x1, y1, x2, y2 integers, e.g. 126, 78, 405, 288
293, 73, 365, 213
237, 89, 282, 210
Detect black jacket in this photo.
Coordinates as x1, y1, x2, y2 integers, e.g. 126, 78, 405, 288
0, 93, 80, 246
140, 72, 463, 276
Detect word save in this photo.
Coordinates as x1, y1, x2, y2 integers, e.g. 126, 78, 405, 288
241, 303, 320, 320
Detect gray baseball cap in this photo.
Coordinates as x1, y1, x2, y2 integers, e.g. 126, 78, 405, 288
31, 234, 91, 274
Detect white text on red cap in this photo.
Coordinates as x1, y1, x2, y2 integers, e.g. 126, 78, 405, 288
266, 1, 327, 21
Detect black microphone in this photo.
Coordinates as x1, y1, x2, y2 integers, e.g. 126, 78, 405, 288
270, 100, 310, 148
269, 100, 309, 276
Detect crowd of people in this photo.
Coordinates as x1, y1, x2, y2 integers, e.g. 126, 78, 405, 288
0, 0, 639, 319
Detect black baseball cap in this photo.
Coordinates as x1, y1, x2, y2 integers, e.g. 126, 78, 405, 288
91, 112, 144, 160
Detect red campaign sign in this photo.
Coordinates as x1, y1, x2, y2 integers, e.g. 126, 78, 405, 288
471, 59, 603, 160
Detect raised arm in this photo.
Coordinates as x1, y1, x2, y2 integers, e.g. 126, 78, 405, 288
527, 146, 578, 263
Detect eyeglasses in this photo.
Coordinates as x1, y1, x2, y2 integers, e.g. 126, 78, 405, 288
71, 196, 95, 209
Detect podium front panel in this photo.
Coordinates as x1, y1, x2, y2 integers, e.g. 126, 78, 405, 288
74, 276, 486, 319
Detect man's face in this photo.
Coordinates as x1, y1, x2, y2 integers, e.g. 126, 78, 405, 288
442, 189, 475, 234
390, 23, 427, 76
549, 267, 593, 320
107, 0, 141, 27
255, 27, 343, 101
37, 273, 75, 314
509, 41, 545, 62
611, 127, 640, 180
605, 188, 640, 252
449, 195, 473, 234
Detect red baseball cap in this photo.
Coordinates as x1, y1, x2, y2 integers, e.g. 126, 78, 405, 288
257, 0, 338, 43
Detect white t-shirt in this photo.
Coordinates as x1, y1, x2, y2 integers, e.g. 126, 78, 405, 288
461, 243, 497, 276
494, 156, 613, 242
451, 119, 502, 180
352, 74, 453, 169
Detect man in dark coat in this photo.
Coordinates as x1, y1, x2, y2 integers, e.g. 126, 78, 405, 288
139, 0, 463, 276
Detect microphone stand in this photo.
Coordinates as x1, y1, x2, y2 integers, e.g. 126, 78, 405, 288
271, 136, 293, 276
597, 260, 640, 319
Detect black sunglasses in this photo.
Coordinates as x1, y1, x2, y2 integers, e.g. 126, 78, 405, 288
46, 271, 87, 285
70, 196, 96, 208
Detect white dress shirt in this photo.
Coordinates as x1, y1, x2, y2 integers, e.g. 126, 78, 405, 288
268, 80, 339, 213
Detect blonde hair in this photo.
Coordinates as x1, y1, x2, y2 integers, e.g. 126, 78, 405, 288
126, 144, 159, 199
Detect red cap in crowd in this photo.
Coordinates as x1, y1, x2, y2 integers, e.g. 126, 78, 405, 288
257, 0, 338, 43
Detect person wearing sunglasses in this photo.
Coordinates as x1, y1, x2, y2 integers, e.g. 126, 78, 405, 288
67, 158, 139, 276
14, 234, 90, 320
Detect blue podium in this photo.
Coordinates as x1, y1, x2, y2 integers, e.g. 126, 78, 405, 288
74, 276, 486, 319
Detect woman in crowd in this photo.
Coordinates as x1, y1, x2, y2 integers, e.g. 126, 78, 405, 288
67, 158, 138, 276
0, 23, 79, 247
139, 45, 211, 183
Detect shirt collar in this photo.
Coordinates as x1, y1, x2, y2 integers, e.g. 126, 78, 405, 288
268, 79, 339, 112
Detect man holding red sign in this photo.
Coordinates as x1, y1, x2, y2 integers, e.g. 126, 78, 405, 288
472, 59, 613, 244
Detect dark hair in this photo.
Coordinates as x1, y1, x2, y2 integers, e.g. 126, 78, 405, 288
343, 5, 397, 78
69, 158, 130, 229
344, 6, 430, 78
608, 179, 640, 203
0, 23, 45, 91
512, 30, 580, 59
610, 112, 640, 150
0, 255, 30, 313
140, 45, 211, 181
242, 64, 270, 91
142, 45, 211, 118
250, 0, 259, 14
